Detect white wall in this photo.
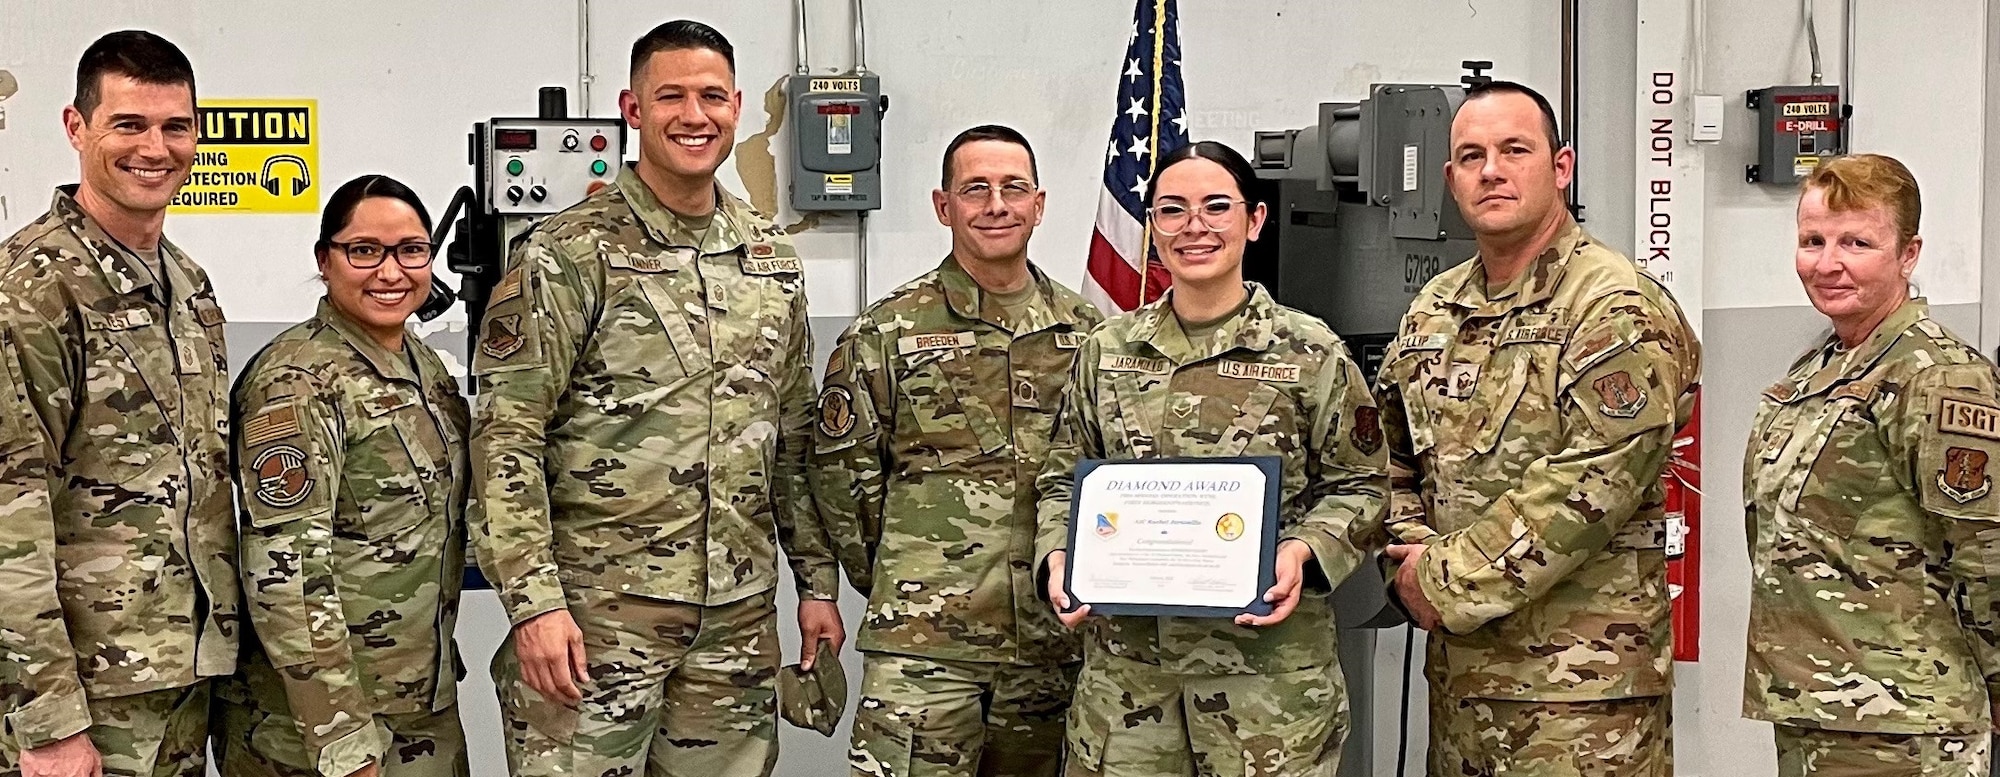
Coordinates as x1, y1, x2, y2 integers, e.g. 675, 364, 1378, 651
2, 2, 1994, 777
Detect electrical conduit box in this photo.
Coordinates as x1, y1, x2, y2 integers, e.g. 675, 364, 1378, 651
789, 74, 886, 211
1745, 85, 1844, 185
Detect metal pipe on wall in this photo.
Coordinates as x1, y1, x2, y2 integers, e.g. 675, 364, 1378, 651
1561, 0, 1582, 219
852, 0, 871, 310
795, 0, 811, 74
577, 0, 593, 116
853, 0, 870, 74
1842, 0, 1856, 142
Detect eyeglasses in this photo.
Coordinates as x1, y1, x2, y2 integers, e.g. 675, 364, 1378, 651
950, 180, 1038, 205
1149, 198, 1249, 236
330, 240, 435, 269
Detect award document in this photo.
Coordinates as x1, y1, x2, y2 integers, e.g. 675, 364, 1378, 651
1061, 457, 1283, 618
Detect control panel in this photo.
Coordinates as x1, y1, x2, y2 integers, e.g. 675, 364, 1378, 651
480, 117, 625, 216
1745, 85, 1846, 185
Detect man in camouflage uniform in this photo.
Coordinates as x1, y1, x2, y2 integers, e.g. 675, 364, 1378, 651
1744, 155, 2000, 776
214, 294, 471, 777
470, 20, 842, 777
1375, 81, 1700, 775
0, 31, 238, 777
813, 126, 1102, 776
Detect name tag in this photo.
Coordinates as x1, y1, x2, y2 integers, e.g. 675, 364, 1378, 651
1830, 381, 1878, 403
1940, 397, 2000, 441
98, 308, 155, 331
1098, 354, 1170, 374
1398, 333, 1450, 352
1217, 360, 1300, 383
609, 248, 693, 273
1501, 325, 1566, 346
1055, 332, 1085, 350
898, 331, 976, 355
740, 256, 803, 275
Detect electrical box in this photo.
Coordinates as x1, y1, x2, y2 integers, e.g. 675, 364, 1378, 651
479, 118, 625, 216
788, 74, 887, 211
1745, 85, 1845, 184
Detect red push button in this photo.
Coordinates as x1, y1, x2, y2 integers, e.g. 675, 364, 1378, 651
589, 134, 608, 152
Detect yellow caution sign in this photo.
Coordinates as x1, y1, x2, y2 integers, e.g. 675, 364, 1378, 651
171, 99, 318, 214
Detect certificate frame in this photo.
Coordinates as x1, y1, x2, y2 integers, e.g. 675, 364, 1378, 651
1061, 456, 1283, 618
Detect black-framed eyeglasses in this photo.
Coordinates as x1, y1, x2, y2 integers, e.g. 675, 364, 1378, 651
950, 180, 1038, 205
329, 240, 435, 269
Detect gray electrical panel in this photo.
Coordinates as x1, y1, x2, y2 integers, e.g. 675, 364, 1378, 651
1745, 85, 1845, 185
788, 74, 887, 211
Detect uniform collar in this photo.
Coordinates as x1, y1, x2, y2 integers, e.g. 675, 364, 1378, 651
1769, 297, 1929, 403
614, 164, 755, 256
314, 298, 419, 384
1448, 216, 1589, 314
936, 254, 1094, 334
1129, 282, 1280, 364
51, 185, 186, 301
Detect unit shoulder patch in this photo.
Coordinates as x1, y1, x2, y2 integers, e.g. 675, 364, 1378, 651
817, 385, 856, 439
251, 444, 315, 509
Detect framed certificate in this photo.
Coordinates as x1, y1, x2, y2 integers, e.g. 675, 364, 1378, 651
1061, 457, 1283, 618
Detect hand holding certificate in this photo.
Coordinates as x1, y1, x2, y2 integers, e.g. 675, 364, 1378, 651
1060, 457, 1283, 618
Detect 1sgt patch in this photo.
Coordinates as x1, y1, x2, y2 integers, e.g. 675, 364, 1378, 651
252, 444, 315, 508
1938, 446, 1993, 504
818, 385, 856, 438
1351, 405, 1383, 455
1593, 371, 1649, 418
482, 315, 526, 360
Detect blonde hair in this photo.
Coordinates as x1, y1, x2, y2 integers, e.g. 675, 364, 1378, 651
1802, 154, 1921, 250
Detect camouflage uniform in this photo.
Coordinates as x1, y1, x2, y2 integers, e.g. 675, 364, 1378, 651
1373, 219, 1699, 776
812, 256, 1101, 776
470, 165, 839, 777
1032, 283, 1389, 777
0, 187, 240, 776
1743, 298, 2000, 775
211, 300, 469, 777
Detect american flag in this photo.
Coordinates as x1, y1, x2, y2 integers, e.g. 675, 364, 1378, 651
1084, 0, 1189, 314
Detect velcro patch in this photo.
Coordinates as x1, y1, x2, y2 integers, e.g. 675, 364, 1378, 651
741, 256, 802, 275
1829, 381, 1878, 403
1565, 322, 1633, 373
1217, 360, 1300, 383
1592, 371, 1649, 418
1098, 354, 1171, 374
1501, 325, 1566, 346
1055, 332, 1085, 350
1398, 333, 1451, 352
482, 315, 527, 360
241, 403, 303, 448
817, 385, 856, 438
610, 251, 689, 273
191, 298, 226, 327
489, 267, 525, 306
251, 444, 315, 509
898, 331, 977, 355
1938, 446, 1994, 503
1939, 397, 2000, 441
96, 308, 154, 331
1351, 405, 1383, 455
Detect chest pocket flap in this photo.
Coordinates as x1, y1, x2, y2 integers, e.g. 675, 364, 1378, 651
898, 333, 1007, 465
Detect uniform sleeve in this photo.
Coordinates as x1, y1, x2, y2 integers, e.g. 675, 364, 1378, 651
234, 365, 388, 777
469, 232, 593, 626
809, 319, 892, 596
0, 317, 92, 750
1033, 337, 1106, 580
1286, 348, 1390, 589
1893, 363, 2000, 706
1416, 293, 1694, 635
1375, 323, 1441, 546
773, 288, 841, 601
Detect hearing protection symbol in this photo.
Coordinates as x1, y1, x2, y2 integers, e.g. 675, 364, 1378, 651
260, 155, 311, 197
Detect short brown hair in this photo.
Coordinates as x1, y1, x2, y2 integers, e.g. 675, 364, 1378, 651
1803, 154, 1921, 249
74, 30, 196, 121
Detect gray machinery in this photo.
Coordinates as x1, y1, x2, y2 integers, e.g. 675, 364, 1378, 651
1247, 63, 1490, 777
425, 86, 627, 591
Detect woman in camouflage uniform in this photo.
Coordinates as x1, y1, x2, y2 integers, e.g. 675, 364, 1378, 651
1743, 154, 2000, 776
1035, 142, 1388, 777
213, 176, 470, 777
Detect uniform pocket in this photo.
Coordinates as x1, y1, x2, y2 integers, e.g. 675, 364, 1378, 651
239, 517, 319, 667
1782, 402, 1862, 538
597, 272, 706, 389
848, 715, 914, 777
1063, 697, 1113, 772
899, 347, 1007, 467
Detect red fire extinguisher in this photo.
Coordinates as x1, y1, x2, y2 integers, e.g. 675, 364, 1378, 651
1665, 392, 1701, 661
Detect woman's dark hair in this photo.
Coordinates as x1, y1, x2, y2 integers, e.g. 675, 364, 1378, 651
1144, 140, 1259, 205
316, 174, 433, 253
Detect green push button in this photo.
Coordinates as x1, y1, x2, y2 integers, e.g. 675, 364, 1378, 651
591, 159, 609, 176
506, 158, 524, 176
